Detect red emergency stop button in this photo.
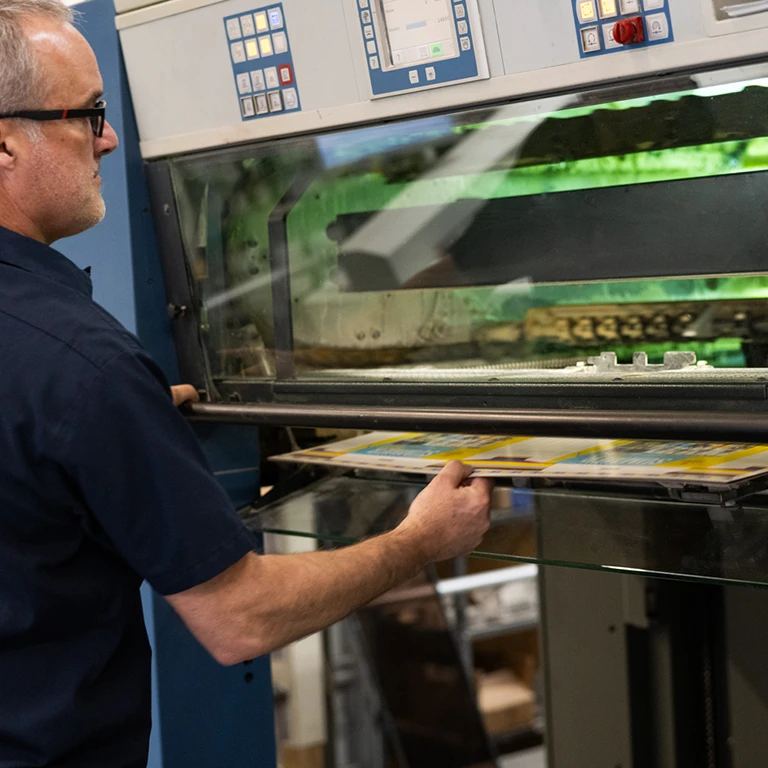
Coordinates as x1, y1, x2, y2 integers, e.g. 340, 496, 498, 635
612, 17, 645, 44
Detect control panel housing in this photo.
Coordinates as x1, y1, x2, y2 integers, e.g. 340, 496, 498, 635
117, 0, 768, 157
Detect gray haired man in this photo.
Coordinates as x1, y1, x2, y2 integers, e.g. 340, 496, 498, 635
0, 2, 492, 766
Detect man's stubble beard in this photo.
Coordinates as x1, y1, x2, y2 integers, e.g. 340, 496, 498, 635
61, 188, 106, 240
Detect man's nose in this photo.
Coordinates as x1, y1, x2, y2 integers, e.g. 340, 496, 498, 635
96, 120, 119, 157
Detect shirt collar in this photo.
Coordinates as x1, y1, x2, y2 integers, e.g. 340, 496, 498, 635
0, 225, 93, 298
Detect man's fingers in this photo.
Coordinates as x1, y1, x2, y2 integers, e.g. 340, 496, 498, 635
171, 384, 200, 408
469, 476, 495, 505
438, 460, 473, 487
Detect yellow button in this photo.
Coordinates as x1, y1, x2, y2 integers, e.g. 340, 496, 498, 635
599, 0, 617, 16
245, 38, 259, 59
254, 11, 268, 33
579, 0, 596, 20
259, 35, 273, 56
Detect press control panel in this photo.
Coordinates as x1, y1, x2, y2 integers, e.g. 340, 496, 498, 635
571, 0, 674, 57
224, 2, 301, 120
359, 0, 489, 97
117, 0, 768, 157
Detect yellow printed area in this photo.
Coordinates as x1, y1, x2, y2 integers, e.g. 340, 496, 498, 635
660, 445, 768, 470
363, 432, 424, 449
299, 432, 422, 458
430, 436, 529, 461
468, 460, 550, 469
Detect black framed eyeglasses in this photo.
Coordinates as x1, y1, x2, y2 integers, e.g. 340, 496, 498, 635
0, 100, 106, 137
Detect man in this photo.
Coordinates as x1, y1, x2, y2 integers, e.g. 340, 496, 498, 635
0, 2, 493, 766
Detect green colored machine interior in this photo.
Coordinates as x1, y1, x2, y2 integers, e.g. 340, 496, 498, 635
170, 73, 768, 379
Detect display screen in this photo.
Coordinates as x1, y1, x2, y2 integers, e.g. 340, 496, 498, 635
380, 0, 458, 68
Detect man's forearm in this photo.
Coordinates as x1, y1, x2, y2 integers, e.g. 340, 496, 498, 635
167, 526, 429, 665
167, 461, 492, 665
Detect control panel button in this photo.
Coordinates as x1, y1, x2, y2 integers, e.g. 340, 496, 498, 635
359, 0, 369, 7
236, 72, 252, 94
642, 0, 664, 8
264, 66, 279, 89
577, 0, 597, 22
602, 22, 621, 48
226, 18, 242, 40
425, 66, 436, 81
245, 38, 260, 59
268, 90, 283, 112
273, 31, 288, 53
457, 19, 468, 34
255, 93, 269, 114
366, 39, 376, 53
619, 0, 640, 12
459, 36, 471, 51
598, 0, 618, 18
454, 3, 466, 17
230, 41, 246, 63
361, 9, 371, 23
278, 63, 294, 85
408, 69, 419, 84
240, 95, 255, 117
254, 11, 268, 33
240, 14, 255, 37
430, 41, 444, 56
579, 25, 601, 52
364, 25, 374, 39
612, 16, 644, 44
418, 45, 430, 59
283, 87, 298, 110
369, 55, 379, 68
259, 35, 273, 56
268, 7, 283, 29
645, 12, 669, 39
250, 69, 266, 91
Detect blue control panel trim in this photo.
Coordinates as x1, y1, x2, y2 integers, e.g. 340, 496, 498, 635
570, 0, 674, 59
223, 3, 302, 121
360, 0, 479, 96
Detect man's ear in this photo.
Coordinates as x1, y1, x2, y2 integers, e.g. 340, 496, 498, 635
0, 125, 19, 173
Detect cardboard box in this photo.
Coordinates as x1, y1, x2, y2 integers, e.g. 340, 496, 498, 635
281, 744, 324, 768
476, 670, 536, 735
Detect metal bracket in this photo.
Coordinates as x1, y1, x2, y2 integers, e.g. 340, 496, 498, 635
568, 351, 712, 374
666, 476, 768, 505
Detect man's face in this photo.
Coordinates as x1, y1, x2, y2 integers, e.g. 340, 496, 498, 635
0, 18, 119, 244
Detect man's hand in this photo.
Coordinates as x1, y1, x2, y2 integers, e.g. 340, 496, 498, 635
396, 460, 493, 563
171, 384, 200, 408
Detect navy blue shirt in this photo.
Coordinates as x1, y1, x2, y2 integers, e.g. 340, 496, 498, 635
0, 226, 255, 767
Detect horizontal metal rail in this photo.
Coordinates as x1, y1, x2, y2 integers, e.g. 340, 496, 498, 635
187, 402, 768, 442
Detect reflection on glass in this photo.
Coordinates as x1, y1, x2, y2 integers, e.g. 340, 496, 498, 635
170, 64, 768, 385
244, 476, 768, 589
356, 576, 497, 767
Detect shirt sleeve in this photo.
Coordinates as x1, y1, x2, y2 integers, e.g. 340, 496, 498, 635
55, 349, 256, 595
